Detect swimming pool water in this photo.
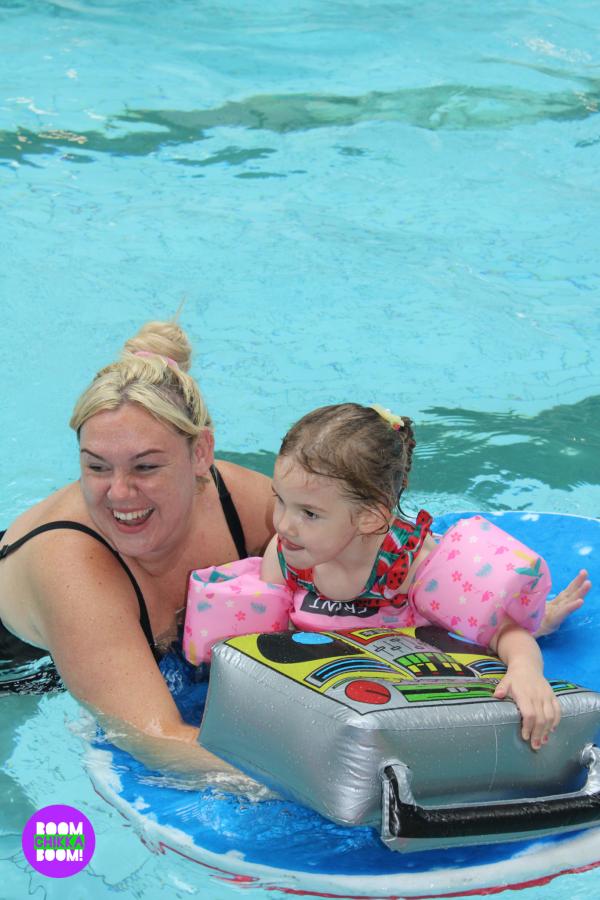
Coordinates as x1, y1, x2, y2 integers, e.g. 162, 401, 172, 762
1, 0, 599, 897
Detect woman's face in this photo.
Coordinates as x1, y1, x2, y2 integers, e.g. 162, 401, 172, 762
79, 403, 211, 563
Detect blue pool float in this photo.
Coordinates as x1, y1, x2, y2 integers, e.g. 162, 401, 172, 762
87, 512, 600, 899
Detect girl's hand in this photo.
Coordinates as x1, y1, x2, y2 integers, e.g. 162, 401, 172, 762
493, 665, 561, 750
536, 569, 591, 637
491, 621, 560, 750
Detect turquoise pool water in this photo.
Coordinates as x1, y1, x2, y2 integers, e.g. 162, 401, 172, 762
1, 0, 599, 897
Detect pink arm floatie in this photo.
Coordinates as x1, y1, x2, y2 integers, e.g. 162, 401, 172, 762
409, 515, 551, 646
183, 557, 293, 664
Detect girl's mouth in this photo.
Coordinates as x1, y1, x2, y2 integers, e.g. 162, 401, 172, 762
280, 536, 303, 552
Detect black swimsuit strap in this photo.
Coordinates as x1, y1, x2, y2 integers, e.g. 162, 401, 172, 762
0, 521, 159, 662
0, 466, 247, 664
210, 465, 248, 560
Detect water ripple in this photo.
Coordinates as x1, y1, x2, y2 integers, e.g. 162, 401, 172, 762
3, 79, 599, 164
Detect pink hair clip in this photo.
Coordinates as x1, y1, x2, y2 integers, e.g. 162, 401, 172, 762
134, 350, 179, 370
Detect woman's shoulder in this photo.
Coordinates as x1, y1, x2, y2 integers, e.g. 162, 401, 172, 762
2, 482, 86, 544
1, 482, 121, 590
214, 458, 270, 488
0, 481, 132, 593
0, 482, 141, 650
214, 459, 274, 555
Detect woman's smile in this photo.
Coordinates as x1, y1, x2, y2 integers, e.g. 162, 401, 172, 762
111, 506, 155, 530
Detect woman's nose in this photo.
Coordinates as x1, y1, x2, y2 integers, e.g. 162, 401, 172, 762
107, 471, 135, 501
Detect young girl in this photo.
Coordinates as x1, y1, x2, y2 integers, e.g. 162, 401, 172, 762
185, 403, 590, 751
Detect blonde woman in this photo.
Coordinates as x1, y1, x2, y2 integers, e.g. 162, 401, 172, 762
0, 321, 273, 782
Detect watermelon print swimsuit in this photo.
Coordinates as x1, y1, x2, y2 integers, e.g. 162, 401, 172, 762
183, 513, 551, 662
277, 510, 434, 630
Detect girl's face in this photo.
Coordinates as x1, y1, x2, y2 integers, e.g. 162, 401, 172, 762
79, 402, 212, 563
272, 456, 365, 569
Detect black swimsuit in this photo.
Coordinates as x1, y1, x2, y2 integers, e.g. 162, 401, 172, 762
0, 465, 248, 693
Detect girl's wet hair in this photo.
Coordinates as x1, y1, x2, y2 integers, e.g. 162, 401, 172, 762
279, 403, 416, 522
69, 320, 212, 438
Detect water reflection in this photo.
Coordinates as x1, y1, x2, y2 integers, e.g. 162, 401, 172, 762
3, 72, 600, 165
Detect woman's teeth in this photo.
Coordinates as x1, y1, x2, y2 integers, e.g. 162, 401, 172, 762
113, 508, 152, 523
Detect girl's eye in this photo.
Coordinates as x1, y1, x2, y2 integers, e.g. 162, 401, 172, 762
302, 509, 318, 520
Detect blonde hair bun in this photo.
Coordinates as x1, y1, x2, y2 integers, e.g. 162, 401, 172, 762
70, 319, 212, 437
123, 321, 193, 373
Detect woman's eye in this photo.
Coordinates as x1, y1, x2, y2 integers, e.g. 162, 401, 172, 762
87, 463, 106, 473
136, 464, 159, 473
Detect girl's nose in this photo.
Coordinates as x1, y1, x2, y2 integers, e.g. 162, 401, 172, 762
275, 508, 295, 537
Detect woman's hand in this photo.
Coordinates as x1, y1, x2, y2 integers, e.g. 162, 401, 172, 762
90, 713, 276, 799
491, 621, 560, 750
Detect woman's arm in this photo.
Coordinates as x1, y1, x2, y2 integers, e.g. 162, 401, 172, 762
490, 621, 561, 751
88, 710, 270, 795
28, 531, 254, 787
260, 534, 285, 583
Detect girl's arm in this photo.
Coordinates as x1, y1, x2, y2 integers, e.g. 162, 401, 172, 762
490, 621, 561, 751
260, 533, 286, 583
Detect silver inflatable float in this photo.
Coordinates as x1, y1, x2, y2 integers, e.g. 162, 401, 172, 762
200, 625, 600, 852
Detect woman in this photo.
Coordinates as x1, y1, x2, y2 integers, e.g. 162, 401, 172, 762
0, 320, 274, 778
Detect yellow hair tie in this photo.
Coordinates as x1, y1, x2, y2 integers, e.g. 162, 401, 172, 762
371, 404, 405, 431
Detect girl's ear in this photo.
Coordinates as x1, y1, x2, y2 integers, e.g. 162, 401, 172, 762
192, 429, 215, 477
356, 506, 389, 535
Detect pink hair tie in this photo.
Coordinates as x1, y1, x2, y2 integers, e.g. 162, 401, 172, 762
134, 350, 179, 370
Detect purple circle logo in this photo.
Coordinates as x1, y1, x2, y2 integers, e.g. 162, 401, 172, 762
22, 804, 95, 878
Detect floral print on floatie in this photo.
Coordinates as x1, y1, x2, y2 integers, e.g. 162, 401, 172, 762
409, 515, 550, 646
183, 557, 292, 664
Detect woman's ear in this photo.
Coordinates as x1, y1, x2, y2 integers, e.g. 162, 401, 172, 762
356, 506, 389, 536
192, 429, 215, 477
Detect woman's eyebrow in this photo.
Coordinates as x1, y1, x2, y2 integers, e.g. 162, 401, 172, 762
79, 448, 166, 459
79, 448, 104, 459
132, 449, 167, 459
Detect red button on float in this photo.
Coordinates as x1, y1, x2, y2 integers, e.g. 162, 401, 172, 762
345, 680, 391, 705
